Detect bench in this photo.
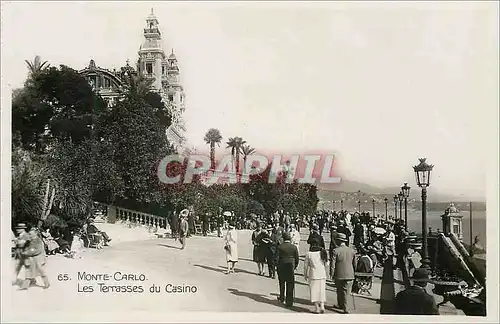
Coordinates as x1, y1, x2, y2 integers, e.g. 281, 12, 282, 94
354, 272, 375, 296
88, 233, 104, 249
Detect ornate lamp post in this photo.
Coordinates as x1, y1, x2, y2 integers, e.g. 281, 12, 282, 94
332, 200, 336, 211
357, 200, 361, 212
398, 192, 404, 224
340, 199, 344, 211
413, 158, 434, 270
372, 198, 376, 219
401, 182, 411, 231
384, 198, 388, 222
393, 195, 398, 222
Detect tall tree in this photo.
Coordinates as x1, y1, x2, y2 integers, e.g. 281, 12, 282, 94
204, 128, 222, 170
101, 92, 171, 204
226, 137, 246, 175
12, 65, 106, 152
240, 144, 256, 173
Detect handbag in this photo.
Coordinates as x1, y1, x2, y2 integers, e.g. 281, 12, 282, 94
224, 244, 231, 252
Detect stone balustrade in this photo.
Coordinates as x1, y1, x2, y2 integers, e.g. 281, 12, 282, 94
98, 204, 168, 232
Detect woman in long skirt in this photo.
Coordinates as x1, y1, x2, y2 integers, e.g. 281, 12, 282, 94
304, 245, 329, 313
224, 224, 238, 274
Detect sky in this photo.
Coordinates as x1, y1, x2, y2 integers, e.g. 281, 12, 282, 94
2, 1, 498, 200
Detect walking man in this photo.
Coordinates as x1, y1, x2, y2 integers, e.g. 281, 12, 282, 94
179, 209, 189, 250
330, 233, 357, 314
276, 232, 300, 308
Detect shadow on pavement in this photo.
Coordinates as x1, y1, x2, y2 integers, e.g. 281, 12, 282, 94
194, 264, 226, 273
217, 265, 259, 276
238, 257, 254, 262
355, 293, 379, 303
229, 288, 311, 313
157, 243, 181, 250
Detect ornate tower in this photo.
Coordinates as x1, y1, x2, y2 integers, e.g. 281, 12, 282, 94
441, 202, 464, 240
137, 8, 165, 91
137, 8, 187, 151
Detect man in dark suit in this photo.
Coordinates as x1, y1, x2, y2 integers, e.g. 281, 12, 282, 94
394, 268, 439, 315
276, 232, 300, 307
331, 233, 357, 314
329, 225, 339, 278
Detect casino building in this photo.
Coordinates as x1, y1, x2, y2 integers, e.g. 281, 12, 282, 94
78, 9, 188, 154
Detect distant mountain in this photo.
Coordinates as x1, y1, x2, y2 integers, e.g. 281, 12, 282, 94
188, 148, 484, 203
317, 180, 484, 203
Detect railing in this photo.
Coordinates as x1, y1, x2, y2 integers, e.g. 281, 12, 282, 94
113, 205, 168, 231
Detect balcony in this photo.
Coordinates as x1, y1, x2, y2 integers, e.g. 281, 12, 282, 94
144, 28, 161, 35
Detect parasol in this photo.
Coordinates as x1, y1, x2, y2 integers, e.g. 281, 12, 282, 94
373, 227, 386, 235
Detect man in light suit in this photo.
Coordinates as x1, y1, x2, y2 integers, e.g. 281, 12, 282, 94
179, 209, 190, 250
330, 233, 357, 314
276, 232, 300, 307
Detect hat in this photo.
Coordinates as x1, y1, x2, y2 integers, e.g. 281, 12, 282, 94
282, 232, 291, 241
16, 223, 27, 229
336, 233, 348, 242
411, 268, 430, 282
267, 225, 273, 230
179, 209, 190, 218
312, 224, 319, 231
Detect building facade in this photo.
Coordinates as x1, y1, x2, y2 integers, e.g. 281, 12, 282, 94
78, 9, 188, 153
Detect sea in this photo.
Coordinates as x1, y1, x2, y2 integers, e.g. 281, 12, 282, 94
403, 210, 486, 247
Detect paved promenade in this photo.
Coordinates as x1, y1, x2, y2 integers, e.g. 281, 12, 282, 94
5, 227, 463, 321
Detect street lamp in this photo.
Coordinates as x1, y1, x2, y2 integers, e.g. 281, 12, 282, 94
384, 198, 388, 222
401, 182, 411, 231
372, 198, 375, 219
413, 158, 434, 270
393, 195, 398, 223
398, 192, 404, 224
332, 200, 336, 211
340, 199, 344, 211
357, 200, 361, 212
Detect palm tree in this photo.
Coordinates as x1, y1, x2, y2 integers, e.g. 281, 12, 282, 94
226, 137, 246, 175
240, 144, 256, 174
204, 128, 222, 170
25, 55, 50, 80
124, 74, 154, 97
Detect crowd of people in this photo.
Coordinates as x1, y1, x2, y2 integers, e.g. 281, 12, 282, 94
12, 205, 442, 315
11, 215, 112, 291
242, 209, 440, 315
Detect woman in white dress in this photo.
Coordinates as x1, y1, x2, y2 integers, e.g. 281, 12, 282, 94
303, 245, 329, 313
289, 224, 301, 251
224, 224, 238, 274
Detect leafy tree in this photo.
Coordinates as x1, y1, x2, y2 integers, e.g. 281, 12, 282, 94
204, 128, 222, 170
100, 93, 171, 204
11, 148, 48, 227
12, 65, 106, 153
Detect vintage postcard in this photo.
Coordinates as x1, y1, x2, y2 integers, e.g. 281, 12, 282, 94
1, 1, 498, 323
